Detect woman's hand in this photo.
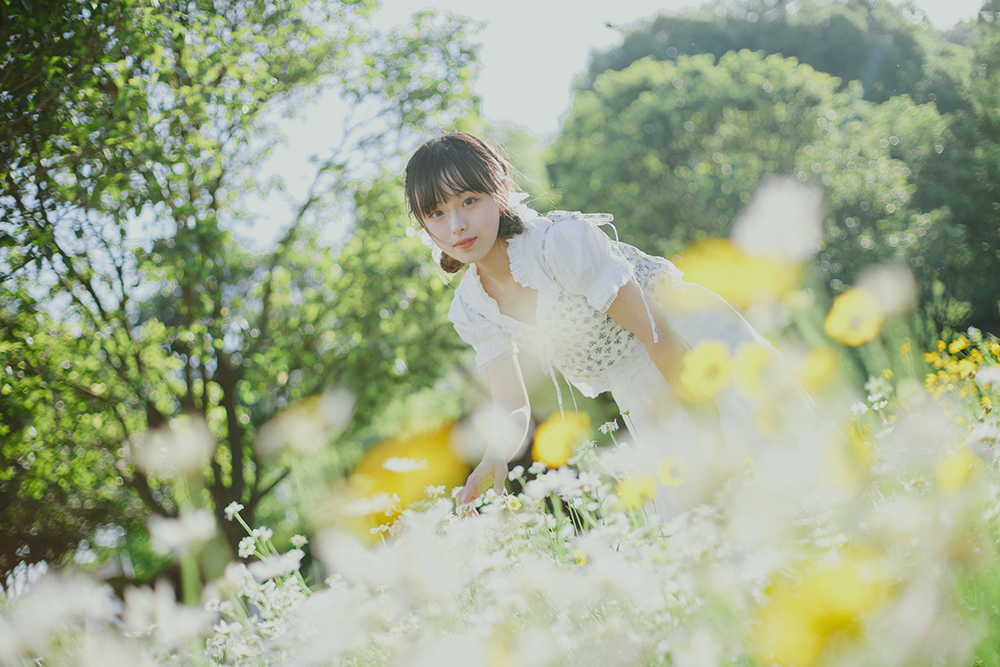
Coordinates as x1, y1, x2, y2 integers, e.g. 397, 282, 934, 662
455, 454, 508, 507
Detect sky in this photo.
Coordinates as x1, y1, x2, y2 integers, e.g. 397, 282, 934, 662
368, 0, 980, 138
245, 0, 983, 247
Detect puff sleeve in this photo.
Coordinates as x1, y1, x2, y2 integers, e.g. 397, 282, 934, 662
542, 218, 632, 312
448, 295, 516, 371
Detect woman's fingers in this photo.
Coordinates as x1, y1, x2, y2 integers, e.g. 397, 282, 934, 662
491, 460, 507, 495
456, 472, 486, 506
455, 458, 510, 513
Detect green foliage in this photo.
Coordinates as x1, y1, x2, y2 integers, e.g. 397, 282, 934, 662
583, 0, 971, 112
0, 0, 480, 574
480, 123, 553, 201
575, 0, 1000, 326
321, 176, 466, 430
549, 50, 951, 299
923, 1, 1000, 326
0, 291, 163, 573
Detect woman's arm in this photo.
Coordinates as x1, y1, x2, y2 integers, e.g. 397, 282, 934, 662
606, 280, 684, 384
454, 354, 531, 506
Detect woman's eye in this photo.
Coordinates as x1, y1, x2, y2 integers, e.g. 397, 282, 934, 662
464, 197, 476, 206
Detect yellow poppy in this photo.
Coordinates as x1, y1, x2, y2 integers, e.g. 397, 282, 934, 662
823, 287, 884, 347
751, 550, 887, 667
677, 340, 732, 404
328, 423, 468, 539
733, 341, 772, 398
823, 422, 873, 489
798, 346, 839, 394
935, 447, 976, 494
673, 238, 801, 311
616, 472, 657, 509
532, 411, 591, 469
657, 456, 686, 487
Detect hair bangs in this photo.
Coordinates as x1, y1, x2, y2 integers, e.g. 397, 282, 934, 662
406, 137, 504, 220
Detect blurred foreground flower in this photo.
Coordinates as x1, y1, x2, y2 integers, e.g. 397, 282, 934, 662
256, 387, 355, 457
616, 472, 656, 509
532, 411, 592, 468
123, 579, 215, 650
798, 346, 840, 394
673, 238, 801, 311
677, 340, 732, 403
131, 415, 214, 477
823, 422, 875, 489
248, 549, 304, 582
729, 177, 824, 262
856, 263, 918, 317
317, 423, 467, 539
935, 447, 977, 493
148, 508, 216, 556
733, 341, 772, 398
752, 550, 888, 667
0, 573, 116, 660
823, 287, 884, 347
657, 456, 686, 487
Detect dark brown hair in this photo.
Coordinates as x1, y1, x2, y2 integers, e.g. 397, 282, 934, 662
404, 132, 526, 273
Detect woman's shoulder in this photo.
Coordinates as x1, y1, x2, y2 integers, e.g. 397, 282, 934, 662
515, 210, 612, 251
450, 265, 483, 307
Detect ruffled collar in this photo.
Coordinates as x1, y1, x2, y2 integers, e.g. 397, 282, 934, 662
505, 231, 534, 290
459, 228, 542, 329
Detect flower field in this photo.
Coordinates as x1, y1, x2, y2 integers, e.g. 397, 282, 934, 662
5, 0, 1000, 663
4, 304, 1000, 666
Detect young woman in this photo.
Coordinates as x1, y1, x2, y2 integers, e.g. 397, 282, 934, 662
405, 132, 828, 509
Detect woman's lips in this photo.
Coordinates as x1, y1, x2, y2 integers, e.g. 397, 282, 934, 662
454, 237, 476, 250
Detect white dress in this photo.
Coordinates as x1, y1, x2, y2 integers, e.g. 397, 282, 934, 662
448, 211, 830, 508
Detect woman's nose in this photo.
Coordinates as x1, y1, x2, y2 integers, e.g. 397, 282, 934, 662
450, 213, 467, 234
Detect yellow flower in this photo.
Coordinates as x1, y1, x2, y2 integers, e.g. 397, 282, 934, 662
990, 341, 1000, 358
983, 396, 993, 413
823, 287, 884, 347
616, 472, 657, 509
506, 497, 522, 511
948, 335, 970, 354
677, 340, 732, 403
657, 456, 686, 487
798, 346, 839, 394
734, 341, 772, 398
347, 423, 469, 530
752, 551, 887, 667
900, 342, 911, 359
881, 368, 893, 380
672, 238, 801, 311
937, 339, 947, 352
573, 550, 588, 566
532, 411, 591, 469
823, 422, 873, 489
935, 447, 976, 493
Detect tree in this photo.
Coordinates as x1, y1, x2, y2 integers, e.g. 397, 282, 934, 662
584, 0, 971, 112
929, 0, 1000, 328
548, 51, 952, 301
0, 0, 480, 574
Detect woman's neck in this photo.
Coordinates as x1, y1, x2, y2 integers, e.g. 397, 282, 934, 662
472, 237, 514, 287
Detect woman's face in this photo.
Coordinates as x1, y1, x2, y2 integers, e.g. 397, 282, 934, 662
420, 189, 503, 264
